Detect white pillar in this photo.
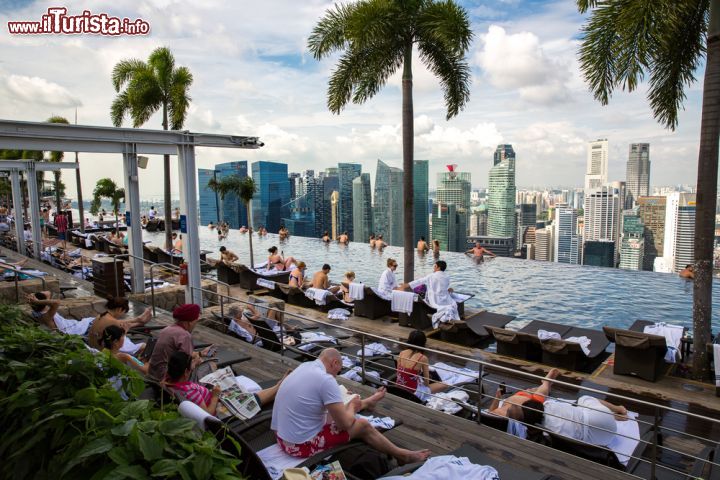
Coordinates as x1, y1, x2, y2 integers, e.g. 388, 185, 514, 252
10, 169, 25, 255
25, 164, 42, 259
123, 144, 145, 293
177, 138, 202, 305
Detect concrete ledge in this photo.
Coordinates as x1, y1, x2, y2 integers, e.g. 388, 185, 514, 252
0, 276, 60, 302
129, 280, 218, 313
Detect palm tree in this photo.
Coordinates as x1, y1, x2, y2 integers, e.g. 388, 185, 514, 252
110, 47, 193, 251
0, 147, 44, 221
90, 178, 125, 235
576, 0, 718, 378
46, 116, 69, 217
308, 0, 473, 282
207, 175, 258, 267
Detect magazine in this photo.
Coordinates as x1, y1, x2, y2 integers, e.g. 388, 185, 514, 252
199, 367, 261, 421
310, 461, 347, 480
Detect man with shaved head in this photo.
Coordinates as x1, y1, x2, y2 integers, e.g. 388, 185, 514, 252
271, 348, 430, 463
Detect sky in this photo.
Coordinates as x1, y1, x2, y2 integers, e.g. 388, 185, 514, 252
0, 0, 706, 198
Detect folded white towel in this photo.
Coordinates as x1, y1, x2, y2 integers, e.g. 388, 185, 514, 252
714, 344, 720, 387
340, 367, 363, 382
357, 342, 392, 357
391, 290, 415, 314
305, 287, 330, 305
538, 329, 562, 340
507, 419, 528, 439
341, 355, 356, 368
300, 331, 336, 343
257, 444, 303, 480
348, 282, 365, 301
431, 362, 478, 385
256, 278, 275, 289
327, 308, 351, 320
356, 414, 395, 430
565, 336, 592, 356
426, 389, 468, 414
644, 323, 684, 363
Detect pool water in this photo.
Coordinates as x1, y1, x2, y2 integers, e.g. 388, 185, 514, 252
143, 229, 720, 333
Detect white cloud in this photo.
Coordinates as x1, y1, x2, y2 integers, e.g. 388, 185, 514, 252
1, 74, 82, 108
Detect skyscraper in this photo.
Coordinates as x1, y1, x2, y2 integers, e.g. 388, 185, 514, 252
330, 190, 340, 239
373, 160, 404, 246
321, 170, 339, 236
584, 240, 615, 267
583, 185, 622, 266
516, 203, 537, 251
534, 227, 554, 262
625, 143, 650, 208
414, 160, 429, 243
198, 168, 219, 226
431, 202, 467, 252
469, 206, 488, 237
352, 173, 373, 243
251, 161, 290, 233
488, 144, 516, 237
554, 205, 581, 264
619, 210, 645, 271
215, 161, 249, 228
637, 196, 666, 271
585, 139, 608, 192
656, 192, 696, 273
338, 163, 361, 239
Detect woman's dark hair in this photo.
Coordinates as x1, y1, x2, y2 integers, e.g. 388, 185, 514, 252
101, 325, 125, 349
520, 400, 545, 426
167, 351, 193, 381
268, 246, 277, 254
436, 260, 447, 271
407, 330, 427, 350
30, 292, 47, 312
105, 296, 129, 313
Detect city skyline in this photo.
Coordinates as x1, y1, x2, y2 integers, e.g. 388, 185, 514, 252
0, 1, 706, 199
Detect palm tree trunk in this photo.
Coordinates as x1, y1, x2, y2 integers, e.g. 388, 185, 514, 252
162, 104, 173, 251
247, 201, 255, 268
402, 44, 415, 283
692, 0, 720, 379
76, 152, 85, 233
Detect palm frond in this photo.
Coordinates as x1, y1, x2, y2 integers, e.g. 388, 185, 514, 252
344, 0, 403, 50
418, 40, 471, 119
307, 2, 357, 59
576, 0, 599, 14
327, 49, 370, 114
111, 59, 145, 92
148, 47, 175, 91
416, 0, 474, 54
46, 116, 69, 163
351, 42, 405, 105
127, 67, 164, 127
647, 0, 708, 130
168, 66, 193, 130
578, 1, 623, 105
110, 91, 131, 127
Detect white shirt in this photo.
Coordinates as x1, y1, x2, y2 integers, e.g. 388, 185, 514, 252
543, 396, 617, 446
377, 268, 397, 297
409, 270, 454, 308
271, 359, 343, 443
148, 209, 157, 219
23, 230, 32, 241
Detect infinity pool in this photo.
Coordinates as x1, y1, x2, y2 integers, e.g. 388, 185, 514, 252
143, 229, 720, 333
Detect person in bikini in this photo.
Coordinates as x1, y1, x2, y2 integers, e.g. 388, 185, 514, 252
396, 330, 449, 402
487, 368, 560, 423
288, 261, 306, 288
267, 246, 296, 271
369, 234, 376, 248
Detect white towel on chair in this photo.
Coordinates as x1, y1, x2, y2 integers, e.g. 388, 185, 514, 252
608, 411, 640, 467
304, 287, 329, 305
714, 344, 720, 387
431, 362, 478, 385
538, 329, 562, 340
357, 342, 392, 357
565, 336, 592, 356
85, 238, 93, 248
391, 290, 415, 314
257, 443, 303, 480
348, 282, 365, 301
644, 323, 684, 363
256, 278, 275, 289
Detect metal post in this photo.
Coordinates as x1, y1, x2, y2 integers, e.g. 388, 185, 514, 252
176, 137, 202, 305
26, 163, 42, 259
477, 364, 484, 425
122, 144, 145, 293
279, 319, 285, 356
361, 334, 366, 382
220, 294, 224, 321
10, 169, 25, 255
651, 406, 660, 479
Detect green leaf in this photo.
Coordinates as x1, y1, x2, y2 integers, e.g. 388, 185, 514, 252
107, 446, 132, 466
192, 454, 212, 480
74, 387, 98, 404
150, 459, 178, 477
119, 400, 150, 420
62, 436, 114, 475
138, 432, 164, 461
105, 464, 149, 480
111, 419, 137, 437
157, 418, 195, 436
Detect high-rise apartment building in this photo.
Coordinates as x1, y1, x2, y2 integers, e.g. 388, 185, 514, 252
352, 173, 373, 243
437, 165, 471, 212
198, 161, 248, 228
469, 206, 488, 237
619, 210, 645, 270
251, 161, 290, 233
583, 185, 622, 266
584, 240, 615, 267
488, 144, 516, 237
656, 192, 696, 273
321, 170, 339, 236
431, 202, 467, 252
585, 139, 608, 192
338, 163, 361, 240
373, 160, 404, 246
414, 160, 429, 242
637, 196, 666, 271
534, 227, 554, 262
625, 143, 650, 208
516, 203, 537, 251
555, 205, 581, 264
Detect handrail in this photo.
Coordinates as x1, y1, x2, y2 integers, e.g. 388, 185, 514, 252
1, 263, 47, 302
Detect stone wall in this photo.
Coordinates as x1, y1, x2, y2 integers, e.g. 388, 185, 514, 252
0, 276, 60, 302
200, 296, 286, 335
19, 295, 107, 321
129, 280, 218, 313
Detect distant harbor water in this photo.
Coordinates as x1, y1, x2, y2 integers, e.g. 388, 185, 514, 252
142, 227, 720, 334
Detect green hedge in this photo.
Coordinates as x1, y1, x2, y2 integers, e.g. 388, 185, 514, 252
0, 305, 244, 480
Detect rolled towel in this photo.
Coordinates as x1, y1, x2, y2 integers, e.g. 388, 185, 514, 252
348, 282, 365, 301
565, 335, 592, 355
357, 342, 392, 357
391, 290, 415, 314
256, 278, 275, 289
538, 329, 562, 340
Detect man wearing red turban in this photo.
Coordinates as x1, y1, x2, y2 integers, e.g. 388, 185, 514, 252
148, 303, 213, 382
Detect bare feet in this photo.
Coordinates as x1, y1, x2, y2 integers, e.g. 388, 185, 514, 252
398, 449, 431, 465
364, 387, 386, 411
138, 308, 152, 324
546, 368, 561, 380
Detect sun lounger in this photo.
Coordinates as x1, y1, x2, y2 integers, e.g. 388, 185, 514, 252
540, 326, 610, 372
438, 310, 516, 347
603, 326, 668, 382
233, 264, 291, 291
398, 292, 475, 330
352, 285, 392, 320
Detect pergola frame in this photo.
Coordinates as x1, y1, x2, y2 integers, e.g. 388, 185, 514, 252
0, 119, 263, 304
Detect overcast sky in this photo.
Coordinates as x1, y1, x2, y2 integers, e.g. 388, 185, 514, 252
0, 0, 705, 198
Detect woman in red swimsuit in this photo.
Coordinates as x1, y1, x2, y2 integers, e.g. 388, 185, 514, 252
396, 330, 449, 402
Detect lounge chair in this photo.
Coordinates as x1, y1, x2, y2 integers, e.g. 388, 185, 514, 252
143, 244, 159, 263
278, 283, 353, 313
540, 326, 611, 373
235, 264, 291, 291
398, 292, 475, 330
439, 310, 515, 347
380, 443, 552, 479
352, 285, 392, 320
217, 262, 241, 284
603, 326, 667, 382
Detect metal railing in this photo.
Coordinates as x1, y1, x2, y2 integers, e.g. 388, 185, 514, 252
186, 283, 720, 479
1, 263, 47, 302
